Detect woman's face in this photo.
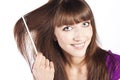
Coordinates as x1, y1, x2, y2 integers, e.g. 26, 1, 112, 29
54, 20, 93, 58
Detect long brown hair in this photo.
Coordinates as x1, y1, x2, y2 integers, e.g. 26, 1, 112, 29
14, 0, 109, 80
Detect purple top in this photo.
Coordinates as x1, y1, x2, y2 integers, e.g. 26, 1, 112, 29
106, 50, 120, 80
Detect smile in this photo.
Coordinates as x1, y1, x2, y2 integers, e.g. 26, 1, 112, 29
71, 42, 85, 50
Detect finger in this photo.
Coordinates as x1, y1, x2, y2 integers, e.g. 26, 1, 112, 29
40, 55, 46, 68
33, 53, 42, 68
45, 59, 49, 68
50, 61, 54, 70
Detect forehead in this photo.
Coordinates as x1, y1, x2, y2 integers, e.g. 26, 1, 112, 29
56, 20, 91, 28
53, 0, 92, 27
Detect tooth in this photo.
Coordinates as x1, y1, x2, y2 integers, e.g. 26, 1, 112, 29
74, 43, 84, 47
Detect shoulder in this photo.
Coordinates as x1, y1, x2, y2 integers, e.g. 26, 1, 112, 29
106, 50, 120, 62
106, 50, 120, 80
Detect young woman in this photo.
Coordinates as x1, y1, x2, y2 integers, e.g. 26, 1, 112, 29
14, 0, 120, 80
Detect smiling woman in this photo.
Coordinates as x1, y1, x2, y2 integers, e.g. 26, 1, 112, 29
13, 0, 120, 80
54, 20, 93, 58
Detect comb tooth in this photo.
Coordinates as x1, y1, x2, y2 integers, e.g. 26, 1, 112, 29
22, 16, 38, 54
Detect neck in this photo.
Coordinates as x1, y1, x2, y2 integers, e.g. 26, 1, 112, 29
64, 53, 88, 80
66, 62, 87, 72
65, 53, 85, 68
65, 62, 87, 80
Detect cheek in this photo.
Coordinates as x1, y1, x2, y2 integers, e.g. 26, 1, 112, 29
86, 27, 93, 39
89, 30, 93, 39
55, 31, 73, 49
56, 33, 69, 44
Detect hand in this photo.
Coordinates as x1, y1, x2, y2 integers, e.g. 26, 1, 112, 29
32, 53, 55, 80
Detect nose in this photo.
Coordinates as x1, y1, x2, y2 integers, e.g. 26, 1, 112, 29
73, 36, 81, 42
73, 29, 83, 42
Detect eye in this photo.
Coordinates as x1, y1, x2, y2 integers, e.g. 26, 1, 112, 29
63, 25, 73, 31
82, 21, 90, 27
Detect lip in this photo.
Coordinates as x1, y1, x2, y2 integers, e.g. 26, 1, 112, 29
71, 42, 85, 50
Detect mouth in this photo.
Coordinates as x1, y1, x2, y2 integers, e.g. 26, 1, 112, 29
71, 42, 85, 50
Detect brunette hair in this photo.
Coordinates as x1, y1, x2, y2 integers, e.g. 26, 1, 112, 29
14, 0, 109, 80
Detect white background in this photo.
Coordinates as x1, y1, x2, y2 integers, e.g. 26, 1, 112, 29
0, 0, 120, 80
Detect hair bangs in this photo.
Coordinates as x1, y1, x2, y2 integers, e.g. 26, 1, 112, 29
53, 0, 93, 27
